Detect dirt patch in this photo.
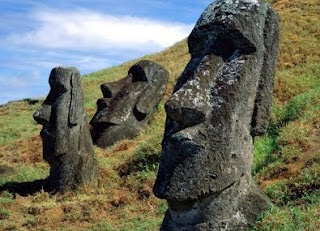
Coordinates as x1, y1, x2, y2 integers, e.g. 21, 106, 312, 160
14, 195, 33, 208
0, 165, 16, 176
0, 135, 43, 164
98, 167, 113, 183
258, 137, 320, 190
17, 136, 42, 163
138, 186, 152, 200
288, 182, 320, 200
266, 166, 289, 179
110, 189, 127, 207
113, 140, 135, 153
44, 205, 64, 223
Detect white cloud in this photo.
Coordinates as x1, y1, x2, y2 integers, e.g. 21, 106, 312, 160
0, 7, 195, 105
7, 9, 193, 52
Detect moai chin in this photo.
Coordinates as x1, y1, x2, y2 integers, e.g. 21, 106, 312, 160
90, 60, 169, 147
153, 0, 279, 230
34, 67, 98, 191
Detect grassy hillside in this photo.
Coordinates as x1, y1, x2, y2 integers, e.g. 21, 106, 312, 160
0, 0, 319, 230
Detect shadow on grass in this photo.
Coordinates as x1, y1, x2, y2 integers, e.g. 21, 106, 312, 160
0, 179, 51, 196
0, 165, 53, 196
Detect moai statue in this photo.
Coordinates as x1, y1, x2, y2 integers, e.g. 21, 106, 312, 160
34, 67, 98, 191
90, 60, 169, 147
153, 0, 279, 230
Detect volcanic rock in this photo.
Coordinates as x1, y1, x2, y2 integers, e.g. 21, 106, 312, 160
90, 60, 169, 147
153, 0, 279, 230
34, 67, 98, 191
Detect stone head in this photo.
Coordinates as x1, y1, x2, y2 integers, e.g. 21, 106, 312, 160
33, 67, 84, 161
90, 60, 169, 147
154, 0, 278, 202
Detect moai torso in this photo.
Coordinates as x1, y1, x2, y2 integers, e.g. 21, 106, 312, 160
34, 67, 98, 191
90, 60, 169, 147
153, 0, 279, 230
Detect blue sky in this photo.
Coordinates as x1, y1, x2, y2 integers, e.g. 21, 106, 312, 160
0, 0, 212, 105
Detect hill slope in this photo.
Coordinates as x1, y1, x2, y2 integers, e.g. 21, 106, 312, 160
0, 0, 319, 230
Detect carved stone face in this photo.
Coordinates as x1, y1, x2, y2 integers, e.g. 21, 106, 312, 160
153, 1, 278, 230
154, 0, 277, 202
33, 67, 83, 161
90, 60, 168, 147
155, 55, 258, 202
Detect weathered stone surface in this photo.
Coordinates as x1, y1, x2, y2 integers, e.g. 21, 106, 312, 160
153, 0, 279, 230
90, 60, 169, 147
34, 67, 98, 191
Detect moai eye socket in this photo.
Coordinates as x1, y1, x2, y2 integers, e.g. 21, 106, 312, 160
55, 82, 68, 94
213, 36, 235, 61
209, 32, 256, 61
101, 84, 113, 98
49, 76, 67, 96
133, 105, 147, 121
128, 65, 148, 82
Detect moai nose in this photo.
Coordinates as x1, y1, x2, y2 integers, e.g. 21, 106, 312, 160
165, 87, 207, 129
33, 104, 51, 125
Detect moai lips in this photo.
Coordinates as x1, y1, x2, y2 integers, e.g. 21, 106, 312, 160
153, 0, 279, 230
90, 60, 169, 147
34, 67, 98, 191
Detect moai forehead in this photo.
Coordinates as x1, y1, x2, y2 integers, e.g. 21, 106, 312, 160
188, 0, 268, 59
49, 67, 73, 90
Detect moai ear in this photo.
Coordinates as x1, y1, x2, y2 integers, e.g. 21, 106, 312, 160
251, 8, 279, 137
69, 70, 84, 126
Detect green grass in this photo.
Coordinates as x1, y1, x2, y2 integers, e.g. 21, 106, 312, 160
88, 216, 162, 231
252, 196, 320, 231
0, 164, 49, 185
253, 135, 277, 174
264, 163, 320, 205
0, 101, 42, 146
253, 87, 320, 175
